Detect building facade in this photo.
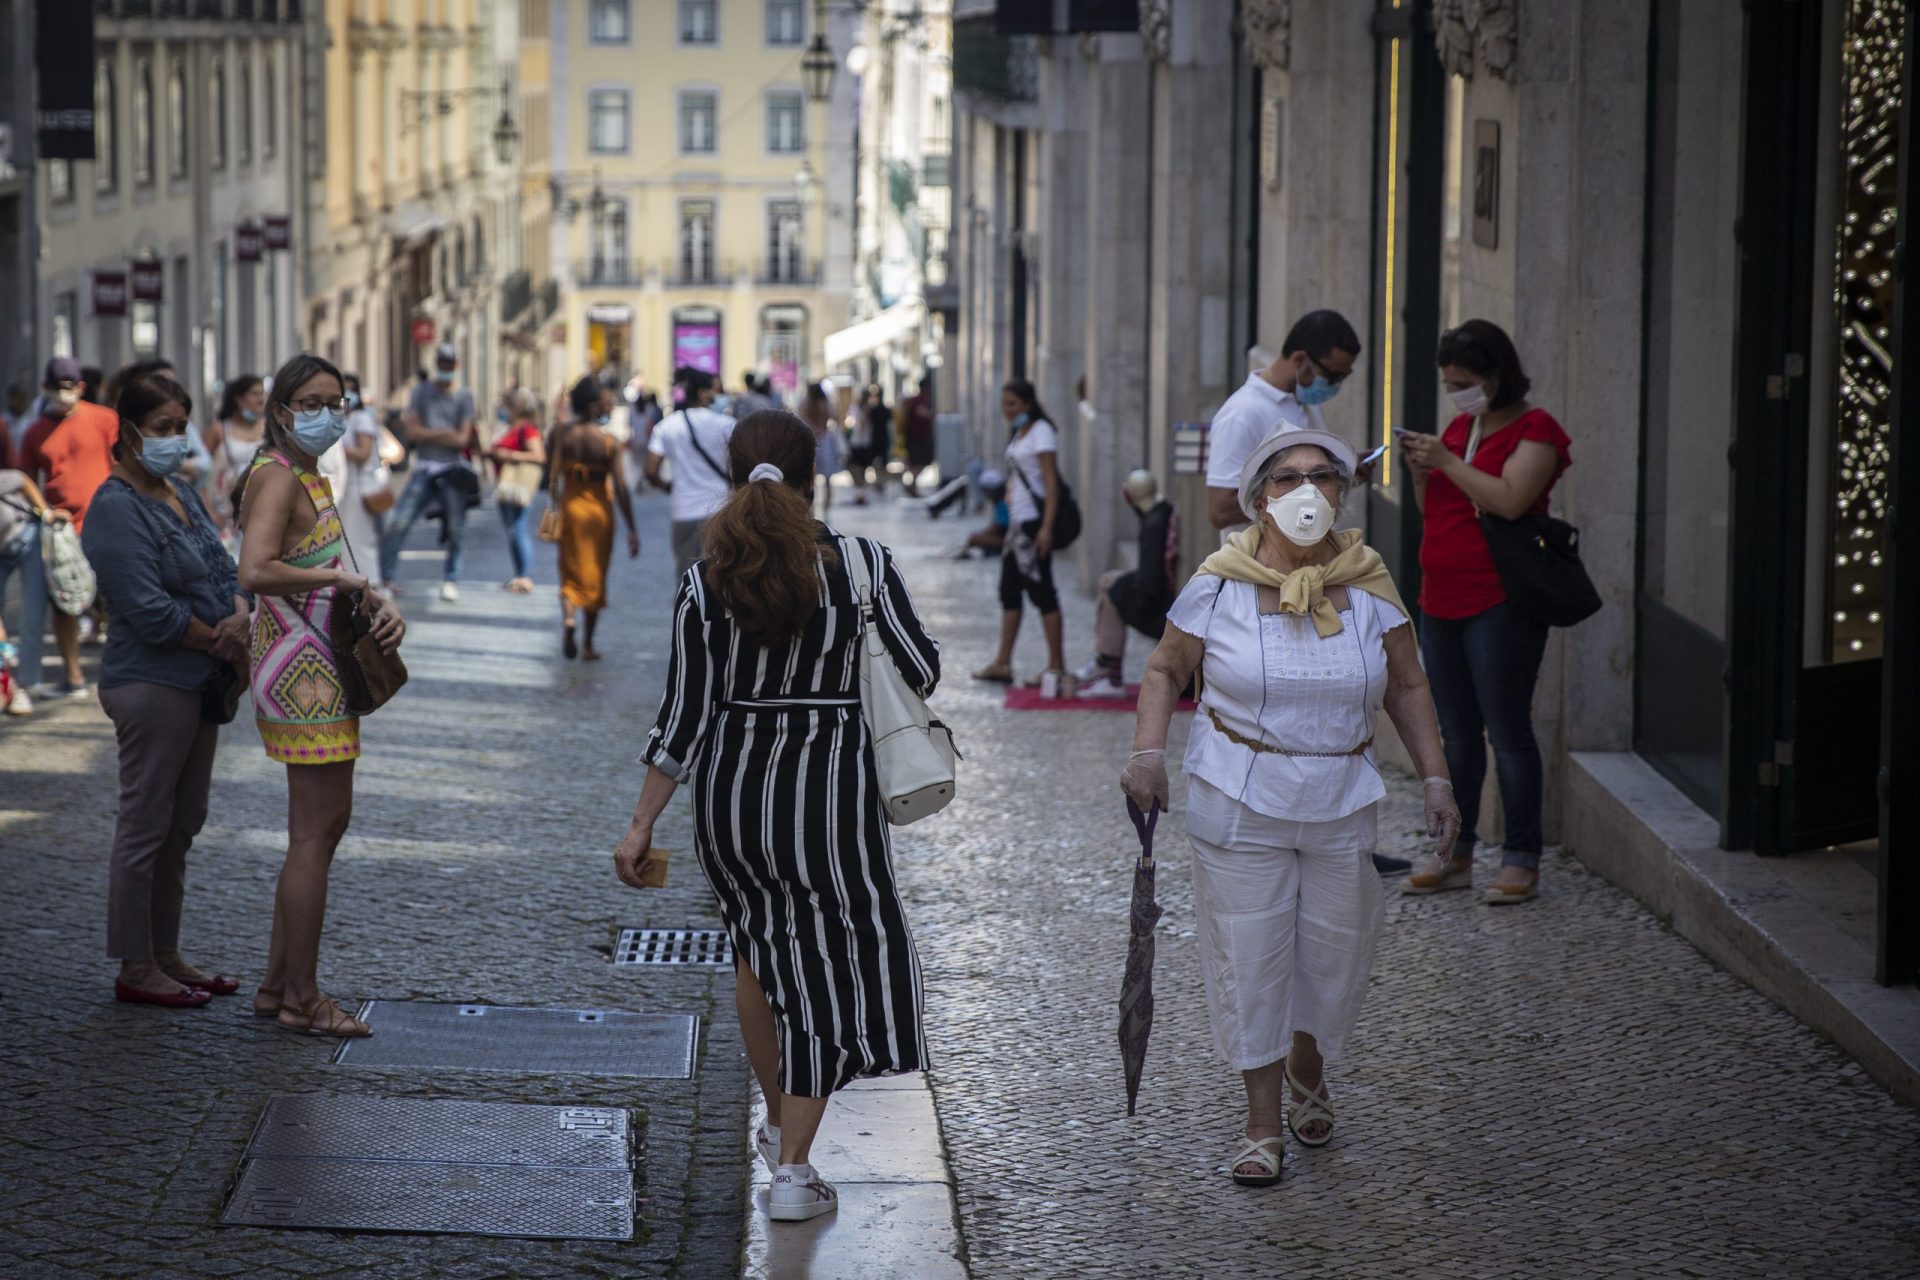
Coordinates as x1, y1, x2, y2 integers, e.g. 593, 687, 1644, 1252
951, 0, 1917, 1007
2, 0, 36, 395
301, 0, 523, 415
32, 0, 307, 415
546, 0, 852, 395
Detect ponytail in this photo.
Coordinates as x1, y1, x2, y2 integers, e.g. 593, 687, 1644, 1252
702, 411, 836, 647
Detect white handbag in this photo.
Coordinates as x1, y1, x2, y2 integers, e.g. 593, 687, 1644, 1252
841, 536, 958, 826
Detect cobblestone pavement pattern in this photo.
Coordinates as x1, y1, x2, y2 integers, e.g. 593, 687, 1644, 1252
0, 492, 750, 1278
823, 504, 1920, 1280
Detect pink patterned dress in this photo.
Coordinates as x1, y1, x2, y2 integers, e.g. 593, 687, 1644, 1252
247, 453, 359, 764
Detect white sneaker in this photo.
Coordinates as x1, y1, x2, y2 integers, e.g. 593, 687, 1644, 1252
768, 1163, 838, 1222
1071, 657, 1104, 683
33, 681, 89, 701
1076, 676, 1129, 699
5, 685, 32, 716
755, 1122, 781, 1174
439, 582, 460, 602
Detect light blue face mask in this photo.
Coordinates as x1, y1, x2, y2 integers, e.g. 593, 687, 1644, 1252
1009, 411, 1030, 434
136, 433, 194, 478
290, 406, 348, 455
1294, 363, 1341, 407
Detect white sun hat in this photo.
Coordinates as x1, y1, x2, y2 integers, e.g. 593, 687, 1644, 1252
1237, 427, 1360, 522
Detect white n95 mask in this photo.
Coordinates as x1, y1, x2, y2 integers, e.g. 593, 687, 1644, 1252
1265, 483, 1336, 546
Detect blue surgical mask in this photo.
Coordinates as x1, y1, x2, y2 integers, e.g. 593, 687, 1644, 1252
1009, 412, 1030, 434
595, 413, 612, 426
290, 407, 348, 455
136, 433, 194, 478
434, 370, 455, 386
1294, 371, 1341, 407
241, 408, 260, 423
345, 392, 362, 410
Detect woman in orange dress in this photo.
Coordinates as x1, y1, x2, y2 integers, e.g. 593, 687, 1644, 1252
552, 377, 638, 660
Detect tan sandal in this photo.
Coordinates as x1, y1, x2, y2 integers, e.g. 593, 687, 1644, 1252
277, 996, 372, 1038
1484, 869, 1539, 904
252, 988, 283, 1018
972, 661, 1014, 684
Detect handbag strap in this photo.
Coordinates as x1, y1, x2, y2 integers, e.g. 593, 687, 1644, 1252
682, 411, 733, 484
839, 534, 878, 638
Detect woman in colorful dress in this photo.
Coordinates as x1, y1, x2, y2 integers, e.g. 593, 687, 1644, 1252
236, 353, 405, 1038
552, 376, 638, 660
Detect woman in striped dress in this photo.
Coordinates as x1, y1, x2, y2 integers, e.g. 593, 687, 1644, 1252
614, 410, 941, 1224
237, 353, 405, 1039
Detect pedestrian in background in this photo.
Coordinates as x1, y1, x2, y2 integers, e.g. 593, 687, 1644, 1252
615, 410, 941, 1225
380, 343, 479, 602
490, 387, 547, 594
1397, 319, 1573, 906
553, 377, 639, 660
901, 376, 935, 497
237, 353, 406, 1038
863, 384, 893, 501
1124, 428, 1460, 1186
83, 373, 251, 1008
973, 378, 1068, 690
1075, 469, 1179, 699
0, 466, 56, 713
204, 374, 267, 537
801, 381, 842, 513
315, 373, 386, 590
644, 368, 735, 577
19, 356, 117, 699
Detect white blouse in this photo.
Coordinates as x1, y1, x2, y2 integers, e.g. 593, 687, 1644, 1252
1165, 576, 1408, 824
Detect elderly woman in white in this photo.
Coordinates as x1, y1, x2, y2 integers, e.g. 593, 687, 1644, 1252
1124, 428, 1461, 1186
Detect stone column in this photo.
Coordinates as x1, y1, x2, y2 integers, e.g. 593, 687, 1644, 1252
1034, 46, 1089, 476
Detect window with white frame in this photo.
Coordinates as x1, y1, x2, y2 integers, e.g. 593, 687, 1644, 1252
589, 0, 629, 43
679, 200, 715, 283
588, 88, 629, 153
591, 200, 628, 282
168, 58, 188, 178
765, 0, 802, 44
679, 89, 717, 153
766, 201, 803, 282
238, 57, 253, 164
765, 91, 803, 153
133, 58, 155, 186
210, 58, 227, 170
95, 58, 118, 194
680, 0, 716, 44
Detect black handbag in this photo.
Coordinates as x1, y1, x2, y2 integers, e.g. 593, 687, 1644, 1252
1478, 512, 1602, 628
1012, 462, 1082, 551
201, 663, 245, 725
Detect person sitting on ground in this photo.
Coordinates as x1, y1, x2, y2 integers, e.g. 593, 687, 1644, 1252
957, 469, 1009, 559
1123, 427, 1460, 1189
1077, 469, 1180, 698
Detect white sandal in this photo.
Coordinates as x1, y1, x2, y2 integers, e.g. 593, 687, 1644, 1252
1229, 1135, 1285, 1186
1284, 1060, 1335, 1148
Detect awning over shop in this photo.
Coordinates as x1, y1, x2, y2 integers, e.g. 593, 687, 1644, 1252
823, 298, 925, 368
385, 204, 452, 247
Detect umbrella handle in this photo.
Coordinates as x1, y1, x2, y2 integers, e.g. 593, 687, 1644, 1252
1126, 797, 1160, 866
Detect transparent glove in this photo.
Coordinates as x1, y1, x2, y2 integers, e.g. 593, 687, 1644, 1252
1121, 749, 1170, 811
1423, 776, 1462, 854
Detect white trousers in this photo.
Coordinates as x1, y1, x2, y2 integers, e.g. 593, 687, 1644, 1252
1185, 777, 1386, 1071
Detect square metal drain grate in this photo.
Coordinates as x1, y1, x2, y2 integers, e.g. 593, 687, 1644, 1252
333, 1001, 698, 1078
221, 1095, 633, 1240
614, 927, 734, 967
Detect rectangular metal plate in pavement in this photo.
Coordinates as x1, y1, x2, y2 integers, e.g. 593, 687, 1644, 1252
333, 1001, 698, 1078
221, 1095, 634, 1241
614, 926, 734, 967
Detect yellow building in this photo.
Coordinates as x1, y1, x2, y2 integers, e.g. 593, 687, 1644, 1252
548, 0, 848, 395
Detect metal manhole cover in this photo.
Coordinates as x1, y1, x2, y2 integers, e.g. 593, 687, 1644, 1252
333, 1002, 698, 1078
614, 927, 734, 967
221, 1096, 634, 1241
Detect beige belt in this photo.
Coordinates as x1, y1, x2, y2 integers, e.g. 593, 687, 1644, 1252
1206, 706, 1372, 759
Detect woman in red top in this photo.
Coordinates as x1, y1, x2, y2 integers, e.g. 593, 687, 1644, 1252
1396, 320, 1571, 905
488, 389, 547, 593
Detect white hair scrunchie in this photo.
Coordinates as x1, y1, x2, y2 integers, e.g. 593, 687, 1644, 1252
747, 462, 786, 485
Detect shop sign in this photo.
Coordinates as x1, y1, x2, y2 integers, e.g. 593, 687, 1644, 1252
587, 304, 633, 325
263, 216, 292, 251
1172, 421, 1209, 476
34, 3, 94, 160
411, 316, 437, 346
92, 271, 128, 317
235, 223, 265, 262
130, 259, 165, 302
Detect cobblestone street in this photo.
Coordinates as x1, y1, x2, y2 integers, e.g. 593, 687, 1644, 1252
3, 489, 1920, 1278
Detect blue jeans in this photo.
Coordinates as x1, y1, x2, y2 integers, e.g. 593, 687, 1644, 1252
498, 501, 534, 578
1418, 602, 1549, 869
0, 521, 48, 688
379, 468, 469, 584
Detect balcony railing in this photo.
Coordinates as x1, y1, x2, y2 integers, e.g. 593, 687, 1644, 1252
760, 257, 819, 287
954, 16, 1037, 103
575, 260, 647, 288
499, 268, 532, 322
568, 259, 807, 290
535, 279, 559, 323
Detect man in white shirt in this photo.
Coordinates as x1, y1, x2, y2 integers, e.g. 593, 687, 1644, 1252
644, 369, 736, 576
1205, 309, 1362, 537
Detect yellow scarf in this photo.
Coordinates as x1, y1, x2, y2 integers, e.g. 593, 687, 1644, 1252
1196, 527, 1410, 637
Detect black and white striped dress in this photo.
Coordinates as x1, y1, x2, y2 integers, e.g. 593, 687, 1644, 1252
642, 529, 942, 1097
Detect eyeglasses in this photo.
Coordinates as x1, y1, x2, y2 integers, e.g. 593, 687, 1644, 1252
1306, 356, 1352, 386
1266, 468, 1345, 490
287, 396, 350, 414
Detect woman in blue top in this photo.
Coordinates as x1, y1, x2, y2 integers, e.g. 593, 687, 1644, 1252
82, 373, 253, 1008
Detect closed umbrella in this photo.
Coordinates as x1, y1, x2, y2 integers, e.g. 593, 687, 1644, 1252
1118, 798, 1164, 1116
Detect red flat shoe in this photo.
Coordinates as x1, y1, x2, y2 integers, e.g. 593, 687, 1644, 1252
115, 978, 212, 1008
180, 973, 241, 995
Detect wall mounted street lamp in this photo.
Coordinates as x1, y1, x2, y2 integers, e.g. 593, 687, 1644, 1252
802, 0, 837, 103
491, 104, 520, 165
549, 168, 613, 224
399, 81, 518, 155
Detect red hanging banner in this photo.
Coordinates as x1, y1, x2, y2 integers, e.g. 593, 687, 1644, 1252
130, 259, 165, 302
92, 271, 128, 317
263, 215, 292, 251
235, 223, 264, 262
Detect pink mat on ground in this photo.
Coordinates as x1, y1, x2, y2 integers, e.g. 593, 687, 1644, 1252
1002, 684, 1197, 713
